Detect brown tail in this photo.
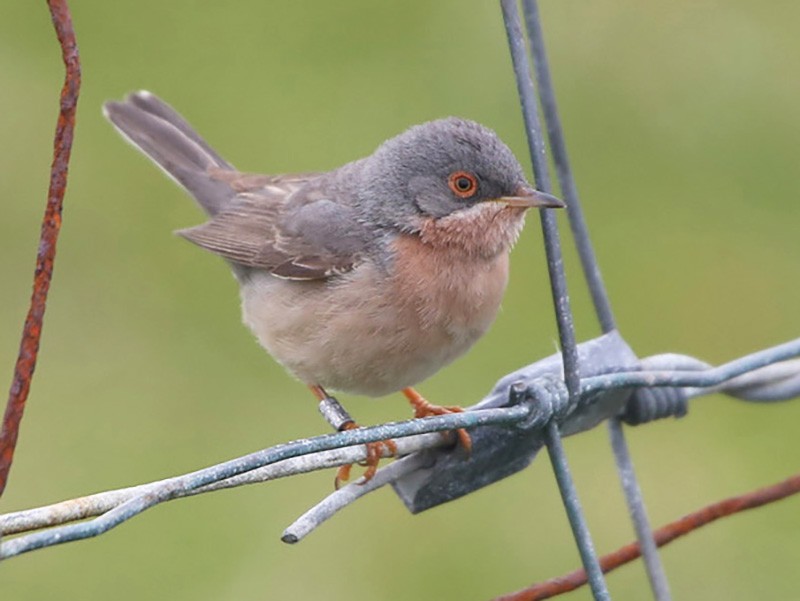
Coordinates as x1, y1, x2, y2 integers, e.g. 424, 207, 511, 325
103, 91, 235, 216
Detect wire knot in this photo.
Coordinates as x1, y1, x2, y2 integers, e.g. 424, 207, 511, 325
622, 387, 688, 425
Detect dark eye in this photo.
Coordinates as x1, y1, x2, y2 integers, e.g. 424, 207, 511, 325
448, 171, 478, 198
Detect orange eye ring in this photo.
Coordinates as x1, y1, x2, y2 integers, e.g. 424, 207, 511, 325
448, 171, 478, 198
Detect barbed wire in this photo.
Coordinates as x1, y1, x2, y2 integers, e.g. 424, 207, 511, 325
2, 335, 798, 559
1, 2, 798, 601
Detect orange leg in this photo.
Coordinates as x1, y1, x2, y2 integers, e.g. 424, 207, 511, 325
402, 387, 472, 453
308, 384, 398, 488
308, 384, 329, 402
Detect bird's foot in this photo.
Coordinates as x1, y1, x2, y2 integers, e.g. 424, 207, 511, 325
402, 387, 472, 453
334, 422, 398, 489
308, 385, 400, 488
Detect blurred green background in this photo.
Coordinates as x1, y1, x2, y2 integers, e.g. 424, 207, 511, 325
3, 1, 800, 599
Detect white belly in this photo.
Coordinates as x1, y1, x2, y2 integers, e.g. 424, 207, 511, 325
240, 250, 509, 397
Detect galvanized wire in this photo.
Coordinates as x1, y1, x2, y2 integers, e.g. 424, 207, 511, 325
501, 1, 610, 599
2, 338, 799, 560
583, 338, 800, 395
521, 0, 616, 334
0, 405, 532, 559
284, 341, 800, 542
500, 0, 581, 402
1, 9, 798, 601
518, 1, 670, 598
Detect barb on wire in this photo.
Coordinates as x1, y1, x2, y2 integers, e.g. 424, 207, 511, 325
1, 8, 796, 601
491, 472, 800, 601
284, 335, 800, 541
2, 335, 799, 560
0, 0, 80, 498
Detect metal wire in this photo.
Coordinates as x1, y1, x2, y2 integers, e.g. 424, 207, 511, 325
544, 422, 611, 601
0, 405, 531, 559
583, 338, 800, 395
501, 2, 610, 599
1, 10, 798, 601
500, 0, 580, 401
519, 2, 670, 597
607, 418, 672, 600
521, 0, 616, 334
2, 338, 799, 560
0, 431, 447, 537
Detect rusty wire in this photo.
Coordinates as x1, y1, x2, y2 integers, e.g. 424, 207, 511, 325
0, 0, 80, 498
1, 3, 799, 601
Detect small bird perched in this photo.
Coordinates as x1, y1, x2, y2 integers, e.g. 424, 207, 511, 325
104, 91, 563, 484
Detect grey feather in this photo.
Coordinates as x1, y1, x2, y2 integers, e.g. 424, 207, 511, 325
177, 195, 369, 279
104, 92, 536, 283
103, 91, 235, 216
104, 92, 369, 281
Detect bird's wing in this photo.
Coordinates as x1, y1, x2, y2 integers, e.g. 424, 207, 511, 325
177, 170, 370, 280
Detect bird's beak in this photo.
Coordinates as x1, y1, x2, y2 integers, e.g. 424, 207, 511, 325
495, 186, 565, 209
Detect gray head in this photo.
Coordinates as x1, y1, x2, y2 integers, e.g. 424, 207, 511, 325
354, 117, 562, 231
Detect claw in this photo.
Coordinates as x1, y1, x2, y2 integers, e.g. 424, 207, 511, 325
402, 387, 472, 453
334, 423, 398, 488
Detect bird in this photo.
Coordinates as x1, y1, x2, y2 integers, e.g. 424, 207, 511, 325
103, 91, 563, 485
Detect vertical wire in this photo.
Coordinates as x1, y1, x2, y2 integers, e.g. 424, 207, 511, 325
544, 421, 611, 601
501, 2, 610, 599
520, 2, 672, 599
607, 418, 672, 601
520, 0, 615, 332
499, 0, 580, 400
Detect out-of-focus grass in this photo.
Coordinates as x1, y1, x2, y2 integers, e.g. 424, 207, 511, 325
2, 2, 799, 600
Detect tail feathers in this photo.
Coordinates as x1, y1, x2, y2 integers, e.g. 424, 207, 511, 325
103, 91, 235, 216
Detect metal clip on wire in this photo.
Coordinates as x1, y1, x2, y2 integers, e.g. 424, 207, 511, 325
392, 331, 638, 512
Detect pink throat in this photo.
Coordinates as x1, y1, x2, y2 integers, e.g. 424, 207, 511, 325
415, 203, 528, 258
